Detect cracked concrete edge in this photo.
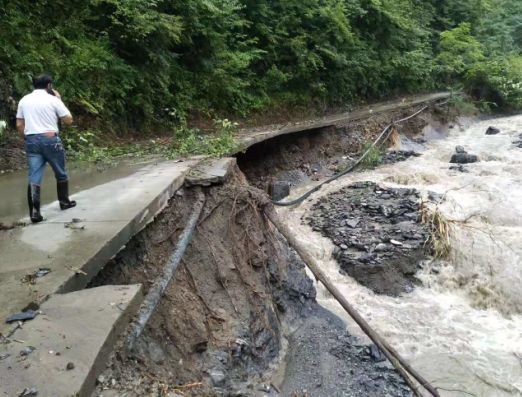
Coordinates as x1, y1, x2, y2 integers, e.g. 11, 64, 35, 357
79, 286, 143, 397
184, 157, 237, 187
57, 168, 189, 295
234, 92, 451, 153
0, 161, 201, 335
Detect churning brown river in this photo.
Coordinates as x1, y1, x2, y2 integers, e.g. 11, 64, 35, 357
279, 115, 522, 397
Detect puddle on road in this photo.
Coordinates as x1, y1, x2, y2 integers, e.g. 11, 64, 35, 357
0, 159, 156, 224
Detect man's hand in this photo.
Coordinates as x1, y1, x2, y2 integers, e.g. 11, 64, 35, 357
16, 118, 25, 136
60, 114, 74, 126
52, 89, 61, 99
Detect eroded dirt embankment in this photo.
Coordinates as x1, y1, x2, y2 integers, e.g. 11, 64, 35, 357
89, 165, 411, 397
90, 167, 315, 395
236, 104, 447, 193
235, 104, 452, 300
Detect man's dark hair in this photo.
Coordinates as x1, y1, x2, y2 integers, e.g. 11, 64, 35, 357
33, 74, 53, 89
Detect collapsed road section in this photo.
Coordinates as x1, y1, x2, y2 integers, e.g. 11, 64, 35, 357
0, 93, 450, 397
88, 161, 427, 397
0, 158, 234, 396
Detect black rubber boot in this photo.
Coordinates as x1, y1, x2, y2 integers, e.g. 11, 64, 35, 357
27, 184, 44, 223
57, 180, 76, 210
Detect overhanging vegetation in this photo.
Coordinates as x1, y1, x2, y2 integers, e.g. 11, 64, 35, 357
1, 0, 521, 135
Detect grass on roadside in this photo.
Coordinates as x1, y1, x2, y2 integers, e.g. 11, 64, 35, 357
169, 118, 239, 158
61, 118, 240, 165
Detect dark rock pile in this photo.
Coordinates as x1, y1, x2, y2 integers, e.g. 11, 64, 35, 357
306, 181, 430, 295
382, 150, 421, 164
450, 145, 479, 164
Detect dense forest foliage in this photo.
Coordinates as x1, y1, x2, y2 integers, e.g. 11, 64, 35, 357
1, 0, 521, 134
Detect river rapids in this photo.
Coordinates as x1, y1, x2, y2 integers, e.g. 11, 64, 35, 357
279, 115, 522, 397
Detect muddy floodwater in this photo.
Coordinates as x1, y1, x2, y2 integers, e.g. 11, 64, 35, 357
279, 116, 522, 396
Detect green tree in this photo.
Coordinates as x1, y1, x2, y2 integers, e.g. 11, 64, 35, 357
436, 23, 485, 79
1, 0, 521, 134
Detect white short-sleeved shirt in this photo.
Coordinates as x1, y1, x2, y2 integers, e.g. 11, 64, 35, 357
16, 89, 71, 135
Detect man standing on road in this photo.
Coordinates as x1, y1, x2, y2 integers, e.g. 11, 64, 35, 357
16, 74, 76, 223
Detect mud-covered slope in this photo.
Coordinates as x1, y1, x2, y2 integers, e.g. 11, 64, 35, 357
90, 166, 412, 397
90, 167, 317, 396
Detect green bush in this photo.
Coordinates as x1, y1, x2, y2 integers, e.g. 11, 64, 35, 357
170, 118, 238, 158
434, 1, 522, 111
171, 126, 207, 157
359, 142, 384, 169
467, 55, 522, 109
436, 23, 485, 80
447, 92, 480, 115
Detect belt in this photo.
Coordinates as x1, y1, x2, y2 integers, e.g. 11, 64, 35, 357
25, 132, 58, 137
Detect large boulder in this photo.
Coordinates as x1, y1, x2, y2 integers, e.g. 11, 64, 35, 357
486, 126, 501, 135
450, 153, 479, 164
450, 145, 479, 164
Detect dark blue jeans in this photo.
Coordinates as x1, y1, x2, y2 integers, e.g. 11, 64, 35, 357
25, 134, 69, 185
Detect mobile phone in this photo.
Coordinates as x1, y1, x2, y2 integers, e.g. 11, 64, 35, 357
47, 84, 55, 96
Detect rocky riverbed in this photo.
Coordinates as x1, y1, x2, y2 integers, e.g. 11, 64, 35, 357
279, 306, 413, 397
306, 181, 430, 295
